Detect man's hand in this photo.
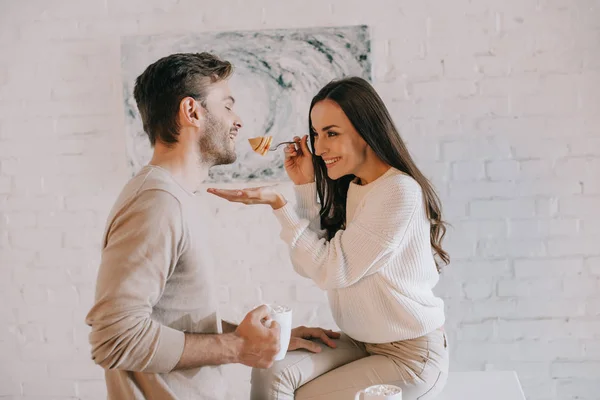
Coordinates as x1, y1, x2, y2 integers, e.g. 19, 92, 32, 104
235, 305, 281, 368
288, 326, 341, 353
206, 186, 287, 210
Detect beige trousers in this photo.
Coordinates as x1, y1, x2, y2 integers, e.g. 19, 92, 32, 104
250, 328, 449, 400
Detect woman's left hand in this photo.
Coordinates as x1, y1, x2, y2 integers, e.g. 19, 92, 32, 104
207, 187, 288, 210
288, 326, 341, 352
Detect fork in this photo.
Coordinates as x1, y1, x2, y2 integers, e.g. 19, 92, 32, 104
268, 141, 297, 151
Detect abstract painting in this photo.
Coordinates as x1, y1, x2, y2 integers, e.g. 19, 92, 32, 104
120, 25, 371, 182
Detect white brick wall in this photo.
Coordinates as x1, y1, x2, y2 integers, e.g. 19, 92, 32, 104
0, 0, 598, 399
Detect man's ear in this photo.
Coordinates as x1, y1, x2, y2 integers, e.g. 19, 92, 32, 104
179, 97, 205, 127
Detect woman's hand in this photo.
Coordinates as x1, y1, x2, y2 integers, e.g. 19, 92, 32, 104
288, 326, 341, 353
284, 135, 315, 186
207, 186, 287, 210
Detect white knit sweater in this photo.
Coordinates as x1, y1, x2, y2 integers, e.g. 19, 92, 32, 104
273, 168, 445, 343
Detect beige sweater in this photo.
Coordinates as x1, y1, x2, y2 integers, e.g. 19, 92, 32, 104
85, 166, 225, 399
274, 168, 445, 343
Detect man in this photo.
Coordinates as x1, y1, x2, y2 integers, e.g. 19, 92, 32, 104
85, 52, 339, 399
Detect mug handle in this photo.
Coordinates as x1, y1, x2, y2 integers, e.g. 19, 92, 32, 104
354, 390, 365, 400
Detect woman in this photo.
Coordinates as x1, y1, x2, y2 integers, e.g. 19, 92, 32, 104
208, 77, 449, 400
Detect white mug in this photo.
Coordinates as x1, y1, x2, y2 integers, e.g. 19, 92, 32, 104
263, 304, 292, 361
355, 384, 403, 400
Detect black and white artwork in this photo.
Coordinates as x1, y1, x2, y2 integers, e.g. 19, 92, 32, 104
121, 25, 371, 182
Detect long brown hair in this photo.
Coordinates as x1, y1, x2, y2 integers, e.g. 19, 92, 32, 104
309, 77, 450, 271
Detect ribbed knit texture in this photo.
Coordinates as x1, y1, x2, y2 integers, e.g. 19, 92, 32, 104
273, 168, 445, 343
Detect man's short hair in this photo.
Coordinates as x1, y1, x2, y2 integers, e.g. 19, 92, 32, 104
133, 52, 233, 146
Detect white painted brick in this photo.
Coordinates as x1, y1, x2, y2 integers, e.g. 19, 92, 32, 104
11, 175, 46, 196
403, 138, 441, 161
470, 199, 535, 218
442, 137, 512, 161
13, 267, 70, 287
0, 175, 11, 193
54, 115, 115, 136
20, 337, 78, 363
519, 159, 553, 180
582, 341, 600, 357
419, 161, 451, 188
47, 361, 100, 381
478, 74, 542, 97
409, 80, 477, 100
64, 195, 113, 213
496, 320, 566, 341
517, 299, 586, 318
2, 211, 36, 228
78, 380, 107, 400
1, 157, 59, 177
47, 285, 79, 306
441, 198, 469, 219
0, 377, 21, 396
565, 318, 600, 340
455, 340, 581, 362
261, 282, 296, 305
22, 380, 76, 397
551, 362, 600, 379
295, 283, 327, 303
451, 161, 485, 181
514, 258, 584, 278
5, 195, 63, 212
463, 280, 493, 300
486, 159, 520, 181
547, 236, 600, 257
10, 228, 62, 251
562, 277, 599, 298
450, 180, 516, 198
63, 229, 102, 249
521, 340, 583, 362
457, 321, 494, 342
497, 278, 562, 297
513, 179, 582, 197
556, 379, 600, 399
434, 273, 463, 299
0, 248, 36, 266
508, 218, 579, 238
461, 299, 518, 322
451, 219, 508, 239
37, 211, 97, 229
0, 360, 48, 389
559, 196, 598, 217
51, 79, 113, 101
475, 116, 544, 136
570, 138, 600, 157
18, 19, 80, 42
586, 256, 600, 276
581, 176, 600, 195
556, 156, 600, 176
585, 298, 600, 317
37, 248, 95, 270
443, 232, 477, 259
511, 138, 570, 159
578, 71, 600, 115
580, 219, 600, 235
535, 197, 559, 217
21, 285, 49, 306
228, 285, 262, 311
0, 228, 9, 249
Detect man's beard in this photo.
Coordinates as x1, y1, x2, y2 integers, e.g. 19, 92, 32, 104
198, 111, 237, 166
